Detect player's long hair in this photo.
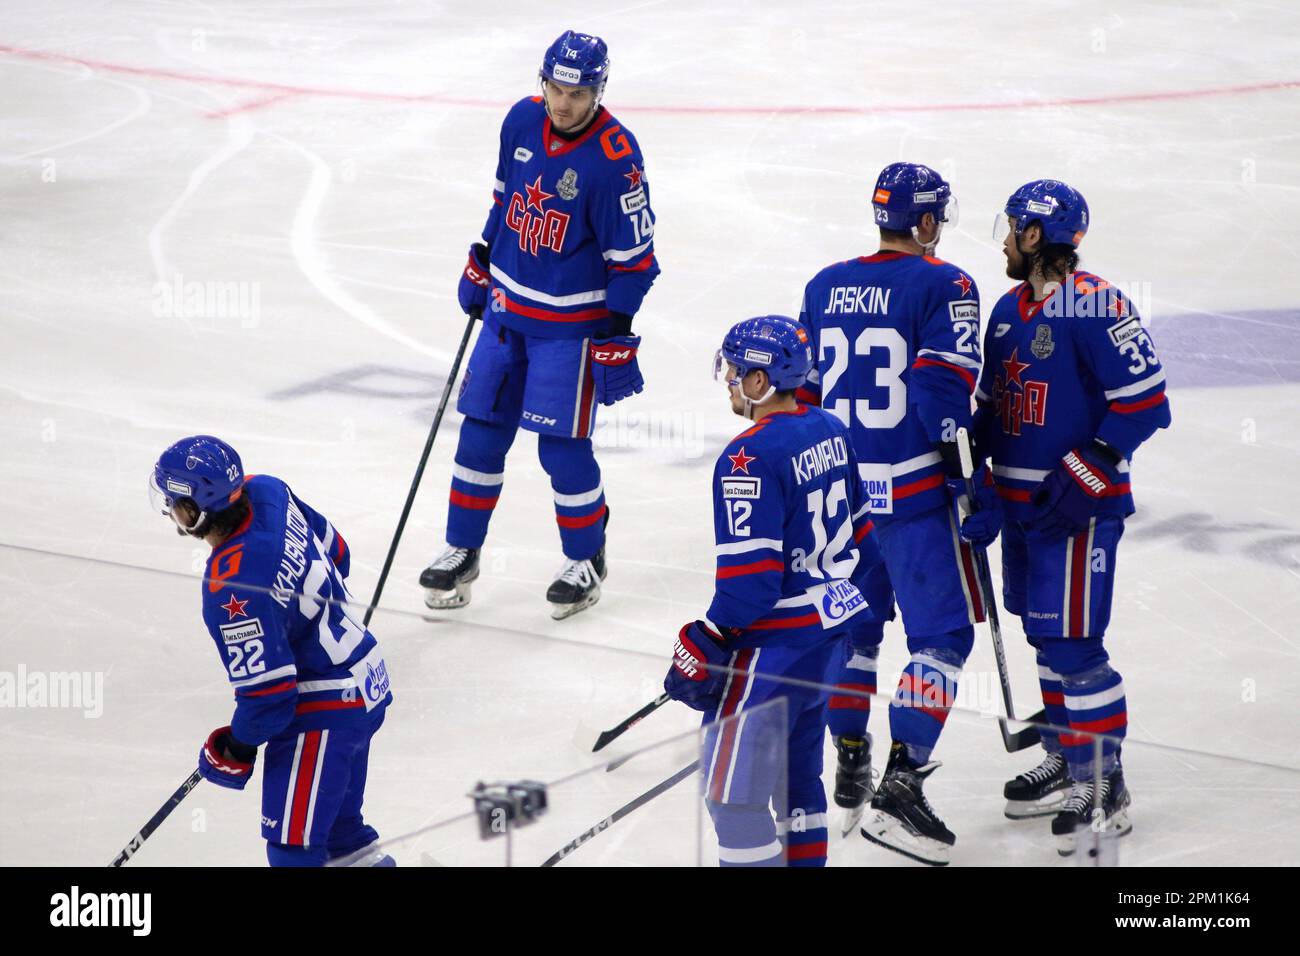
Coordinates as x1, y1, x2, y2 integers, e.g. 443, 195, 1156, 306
185, 491, 250, 540
1034, 243, 1080, 281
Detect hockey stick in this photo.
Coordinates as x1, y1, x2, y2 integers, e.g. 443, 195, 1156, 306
592, 692, 671, 752
363, 307, 481, 627
540, 760, 699, 867
955, 428, 1043, 753
108, 769, 203, 867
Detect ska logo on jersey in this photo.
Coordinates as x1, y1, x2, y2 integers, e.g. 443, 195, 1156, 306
220, 593, 249, 620
727, 446, 756, 475
505, 175, 571, 256
992, 347, 1049, 436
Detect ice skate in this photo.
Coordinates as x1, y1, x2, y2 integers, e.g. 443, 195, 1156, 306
1003, 751, 1070, 819
833, 734, 874, 837
861, 742, 955, 866
420, 546, 480, 610
546, 547, 605, 620
1051, 766, 1132, 857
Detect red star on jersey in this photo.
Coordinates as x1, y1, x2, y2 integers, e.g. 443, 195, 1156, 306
624, 163, 645, 190
1002, 347, 1031, 388
1109, 295, 1130, 318
220, 593, 249, 620
523, 175, 554, 212
727, 446, 756, 475
952, 273, 973, 296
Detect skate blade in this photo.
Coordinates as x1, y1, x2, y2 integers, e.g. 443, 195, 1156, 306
839, 804, 866, 839
1004, 790, 1070, 820
861, 811, 951, 866
1055, 808, 1133, 857
549, 585, 601, 621
423, 580, 472, 611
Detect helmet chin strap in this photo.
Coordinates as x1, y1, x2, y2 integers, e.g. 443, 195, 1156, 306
912, 220, 943, 255
742, 383, 776, 420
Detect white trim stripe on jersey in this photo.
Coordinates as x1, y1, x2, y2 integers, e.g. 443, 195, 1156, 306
492, 264, 607, 306
297, 677, 356, 693
1081, 518, 1096, 636
280, 734, 306, 845
974, 384, 991, 402
452, 464, 505, 487
602, 239, 653, 263
944, 508, 980, 626
708, 649, 760, 804
1103, 369, 1166, 400
1065, 680, 1126, 712
917, 348, 981, 371
1062, 534, 1075, 638
231, 664, 297, 690
891, 450, 942, 477
715, 537, 782, 556
554, 485, 604, 508
1038, 664, 1064, 682
718, 840, 784, 864
494, 178, 505, 193
776, 813, 829, 835
846, 651, 878, 671
992, 464, 1051, 482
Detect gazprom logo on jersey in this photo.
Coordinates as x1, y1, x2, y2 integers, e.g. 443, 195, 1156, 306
820, 579, 866, 622
858, 463, 893, 514
551, 63, 582, 84
364, 658, 391, 705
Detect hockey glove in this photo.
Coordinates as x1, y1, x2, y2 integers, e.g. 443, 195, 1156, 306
589, 334, 643, 406
457, 243, 491, 316
947, 465, 1003, 547
664, 621, 731, 712
1029, 440, 1124, 539
198, 726, 258, 791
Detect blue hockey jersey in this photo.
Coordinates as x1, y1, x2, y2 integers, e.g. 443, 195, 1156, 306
479, 97, 659, 338
200, 475, 392, 746
973, 272, 1172, 521
798, 251, 982, 523
708, 405, 886, 649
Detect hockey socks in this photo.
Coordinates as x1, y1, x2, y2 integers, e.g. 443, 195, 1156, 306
827, 638, 879, 739
888, 646, 965, 765
446, 417, 514, 549
539, 434, 606, 559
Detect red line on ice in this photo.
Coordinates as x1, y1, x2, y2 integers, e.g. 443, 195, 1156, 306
2, 44, 1297, 116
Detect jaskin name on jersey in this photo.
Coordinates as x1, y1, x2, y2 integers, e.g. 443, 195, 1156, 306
479, 97, 659, 338
799, 252, 982, 522
200, 476, 392, 746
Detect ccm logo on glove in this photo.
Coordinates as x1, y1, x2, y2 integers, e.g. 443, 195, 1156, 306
591, 344, 636, 365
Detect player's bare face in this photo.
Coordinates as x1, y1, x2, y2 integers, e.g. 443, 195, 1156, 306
1004, 217, 1031, 281
544, 80, 597, 132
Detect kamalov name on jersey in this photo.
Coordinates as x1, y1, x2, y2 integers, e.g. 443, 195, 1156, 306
792, 435, 849, 484
826, 285, 892, 315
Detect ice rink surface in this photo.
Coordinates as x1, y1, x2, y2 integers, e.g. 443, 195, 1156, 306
3, 0, 1299, 866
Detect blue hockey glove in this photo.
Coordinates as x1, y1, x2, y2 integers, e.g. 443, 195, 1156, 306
948, 465, 1003, 547
1029, 440, 1124, 539
664, 621, 731, 712
198, 726, 257, 791
457, 243, 491, 316
589, 334, 643, 405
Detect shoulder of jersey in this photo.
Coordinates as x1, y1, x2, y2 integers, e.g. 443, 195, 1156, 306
505, 96, 547, 125
1071, 271, 1137, 317
917, 255, 977, 291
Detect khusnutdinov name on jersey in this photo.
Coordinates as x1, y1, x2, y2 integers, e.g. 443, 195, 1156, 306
792, 435, 849, 484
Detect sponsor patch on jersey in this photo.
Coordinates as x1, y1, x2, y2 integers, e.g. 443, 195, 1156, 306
1030, 323, 1055, 359
721, 477, 762, 499
165, 478, 192, 496
993, 322, 1012, 338
619, 188, 647, 214
817, 579, 867, 627
743, 348, 773, 365
220, 618, 264, 644
513, 147, 533, 163
858, 462, 892, 514
948, 301, 978, 322
551, 64, 582, 84
347, 645, 391, 712
556, 168, 579, 201
1107, 315, 1142, 346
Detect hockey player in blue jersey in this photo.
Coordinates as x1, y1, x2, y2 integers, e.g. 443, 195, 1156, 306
150, 436, 394, 867
662, 317, 887, 867
420, 30, 659, 620
798, 162, 1000, 865
977, 181, 1170, 854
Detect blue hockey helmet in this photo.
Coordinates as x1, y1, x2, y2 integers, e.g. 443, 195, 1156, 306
999, 179, 1089, 247
871, 162, 957, 232
540, 31, 610, 95
713, 316, 813, 395
149, 435, 244, 533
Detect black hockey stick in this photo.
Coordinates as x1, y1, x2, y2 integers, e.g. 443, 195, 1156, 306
592, 692, 671, 752
363, 307, 480, 627
108, 769, 203, 867
540, 760, 699, 867
956, 428, 1043, 752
